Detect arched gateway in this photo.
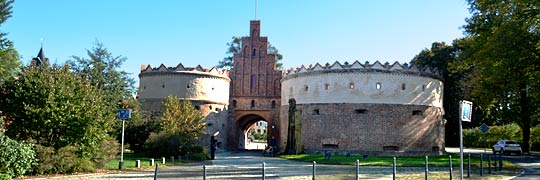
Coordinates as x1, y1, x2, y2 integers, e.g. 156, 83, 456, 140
229, 20, 282, 151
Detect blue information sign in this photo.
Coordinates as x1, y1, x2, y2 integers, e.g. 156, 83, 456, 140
460, 100, 473, 122
117, 109, 132, 119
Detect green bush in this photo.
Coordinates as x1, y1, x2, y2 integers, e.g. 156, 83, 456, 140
33, 138, 118, 175
532, 126, 540, 151
144, 132, 188, 158
0, 135, 35, 178
0, 173, 11, 180
463, 123, 526, 149
189, 153, 209, 161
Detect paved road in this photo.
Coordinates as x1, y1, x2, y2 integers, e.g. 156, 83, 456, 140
41, 149, 522, 179
446, 147, 540, 180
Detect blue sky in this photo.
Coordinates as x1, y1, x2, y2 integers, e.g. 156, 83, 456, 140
4, 1, 470, 86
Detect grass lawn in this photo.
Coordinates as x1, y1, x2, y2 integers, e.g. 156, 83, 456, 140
279, 153, 517, 168
104, 153, 156, 169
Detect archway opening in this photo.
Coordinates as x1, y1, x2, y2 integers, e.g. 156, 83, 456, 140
238, 114, 268, 150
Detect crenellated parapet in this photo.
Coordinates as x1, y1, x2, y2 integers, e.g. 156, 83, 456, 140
140, 63, 230, 79
282, 61, 441, 80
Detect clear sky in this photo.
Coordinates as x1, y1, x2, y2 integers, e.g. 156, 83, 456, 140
4, 0, 470, 86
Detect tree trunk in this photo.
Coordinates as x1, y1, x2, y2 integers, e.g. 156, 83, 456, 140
519, 82, 530, 153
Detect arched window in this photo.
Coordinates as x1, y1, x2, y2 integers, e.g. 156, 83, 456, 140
251, 100, 255, 108
232, 100, 237, 108
271, 100, 276, 109
252, 48, 256, 57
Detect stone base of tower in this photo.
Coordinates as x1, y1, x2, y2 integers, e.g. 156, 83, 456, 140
279, 103, 445, 156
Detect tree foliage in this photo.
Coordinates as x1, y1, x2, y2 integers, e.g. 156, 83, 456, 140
0, 0, 20, 83
68, 41, 135, 110
144, 96, 206, 157
160, 95, 205, 139
461, 0, 540, 152
218, 36, 283, 70
0, 118, 35, 178
0, 65, 118, 173
411, 39, 471, 146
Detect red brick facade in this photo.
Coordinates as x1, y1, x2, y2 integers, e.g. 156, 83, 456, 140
280, 103, 445, 155
229, 20, 282, 150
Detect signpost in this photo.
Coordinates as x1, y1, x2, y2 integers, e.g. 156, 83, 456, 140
459, 100, 473, 180
479, 123, 490, 153
117, 109, 131, 170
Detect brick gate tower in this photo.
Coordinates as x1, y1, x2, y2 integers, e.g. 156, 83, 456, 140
229, 20, 282, 150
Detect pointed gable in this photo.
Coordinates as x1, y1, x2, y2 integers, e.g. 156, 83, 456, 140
194, 65, 204, 71
312, 63, 324, 71
390, 62, 404, 71
298, 65, 308, 73
330, 61, 343, 70
350, 60, 364, 69
371, 61, 385, 70
157, 64, 168, 71
174, 63, 185, 71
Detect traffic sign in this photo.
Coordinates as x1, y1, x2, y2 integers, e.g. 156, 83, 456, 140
479, 123, 489, 134
117, 109, 132, 119
460, 100, 473, 122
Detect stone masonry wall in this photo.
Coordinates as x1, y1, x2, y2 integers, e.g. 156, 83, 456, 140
280, 103, 445, 155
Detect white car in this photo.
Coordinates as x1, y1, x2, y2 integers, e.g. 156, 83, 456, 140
492, 140, 522, 155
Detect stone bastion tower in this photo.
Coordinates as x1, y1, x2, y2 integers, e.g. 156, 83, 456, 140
280, 61, 445, 155
229, 20, 282, 150
138, 64, 232, 150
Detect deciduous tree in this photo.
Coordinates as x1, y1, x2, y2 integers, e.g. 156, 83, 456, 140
463, 0, 540, 152
0, 65, 118, 171
0, 0, 20, 83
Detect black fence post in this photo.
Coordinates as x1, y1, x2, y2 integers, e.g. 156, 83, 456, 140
498, 153, 503, 171
467, 153, 471, 178
262, 162, 266, 180
203, 165, 207, 180
488, 154, 491, 174
312, 161, 316, 180
393, 157, 397, 180
449, 155, 453, 180
480, 153, 483, 176
154, 164, 159, 180
425, 156, 429, 180
356, 159, 359, 180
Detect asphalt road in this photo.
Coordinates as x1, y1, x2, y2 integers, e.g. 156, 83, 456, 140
446, 147, 540, 179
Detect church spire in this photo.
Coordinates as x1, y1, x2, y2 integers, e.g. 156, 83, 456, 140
31, 45, 49, 67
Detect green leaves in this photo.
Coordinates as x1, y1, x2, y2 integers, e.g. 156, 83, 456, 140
160, 95, 205, 140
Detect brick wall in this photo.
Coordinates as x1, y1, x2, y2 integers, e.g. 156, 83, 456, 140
280, 103, 445, 155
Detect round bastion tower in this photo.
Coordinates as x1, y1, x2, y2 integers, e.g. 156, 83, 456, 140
280, 61, 445, 155
138, 64, 231, 150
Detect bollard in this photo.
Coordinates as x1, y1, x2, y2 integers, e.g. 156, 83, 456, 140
488, 154, 491, 174
467, 154, 471, 178
425, 156, 429, 180
203, 165, 207, 180
171, 156, 174, 163
480, 153, 483, 176
136, 160, 141, 168
262, 162, 266, 180
449, 155, 453, 180
356, 159, 359, 180
150, 158, 155, 166
393, 157, 396, 180
312, 161, 316, 180
154, 164, 159, 180
162, 157, 166, 164
498, 153, 503, 171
